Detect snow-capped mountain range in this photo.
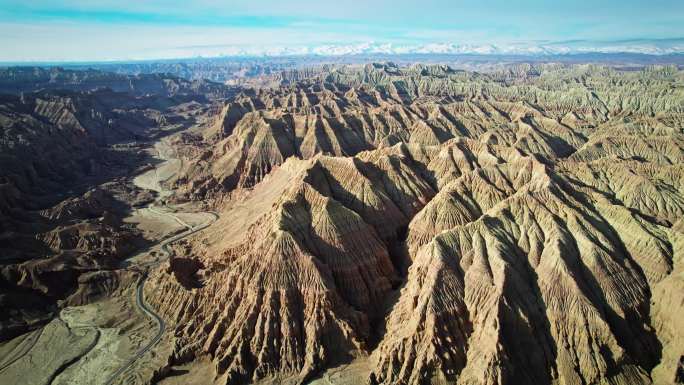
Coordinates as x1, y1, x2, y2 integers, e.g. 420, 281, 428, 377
182, 40, 684, 58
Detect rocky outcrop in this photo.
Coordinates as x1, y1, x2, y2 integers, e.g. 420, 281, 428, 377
147, 63, 684, 385
148, 153, 436, 382
175, 63, 683, 203
2, 62, 683, 385
371, 154, 660, 385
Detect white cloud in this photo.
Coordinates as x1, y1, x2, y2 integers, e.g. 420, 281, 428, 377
1, 19, 683, 62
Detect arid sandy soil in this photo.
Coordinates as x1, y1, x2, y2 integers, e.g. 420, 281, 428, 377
0, 284, 154, 385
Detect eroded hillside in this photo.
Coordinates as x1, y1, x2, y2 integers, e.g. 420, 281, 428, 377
1, 62, 683, 385
138, 63, 684, 385
0, 75, 225, 343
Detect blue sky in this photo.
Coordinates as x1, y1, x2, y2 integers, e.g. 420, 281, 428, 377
1, 0, 683, 61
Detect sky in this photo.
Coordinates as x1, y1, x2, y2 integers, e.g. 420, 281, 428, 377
0, 0, 683, 62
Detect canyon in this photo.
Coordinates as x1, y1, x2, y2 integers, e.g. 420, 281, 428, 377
0, 62, 683, 385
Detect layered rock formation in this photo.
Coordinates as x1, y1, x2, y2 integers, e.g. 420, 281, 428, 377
144, 63, 684, 385
0, 61, 682, 385
172, 63, 682, 200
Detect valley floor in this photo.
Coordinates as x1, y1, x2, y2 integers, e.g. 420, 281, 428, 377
0, 135, 218, 385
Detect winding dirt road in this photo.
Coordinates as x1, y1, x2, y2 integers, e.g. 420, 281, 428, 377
103, 139, 218, 385
104, 212, 218, 385
0, 137, 218, 385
